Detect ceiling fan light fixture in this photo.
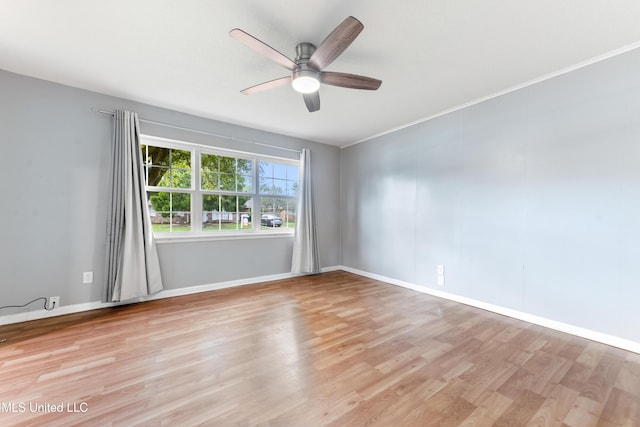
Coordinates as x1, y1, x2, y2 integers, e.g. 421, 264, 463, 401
292, 69, 320, 94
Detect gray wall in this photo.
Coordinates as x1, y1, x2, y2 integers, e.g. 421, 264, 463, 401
0, 70, 341, 314
4, 46, 640, 344
341, 48, 640, 343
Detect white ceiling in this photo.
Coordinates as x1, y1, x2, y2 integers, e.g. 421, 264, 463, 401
2, 1, 640, 147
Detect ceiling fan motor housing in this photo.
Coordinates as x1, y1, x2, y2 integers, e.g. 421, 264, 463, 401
292, 43, 320, 93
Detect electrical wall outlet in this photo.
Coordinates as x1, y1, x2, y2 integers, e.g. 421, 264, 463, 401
47, 296, 60, 310
82, 271, 93, 284
437, 264, 445, 287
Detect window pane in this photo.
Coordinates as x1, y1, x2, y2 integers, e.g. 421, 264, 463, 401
273, 179, 287, 195
237, 159, 253, 193
286, 165, 298, 196
224, 195, 250, 231
220, 172, 236, 191
273, 163, 287, 180
171, 192, 190, 211
171, 149, 191, 166
286, 165, 298, 180
147, 146, 171, 167
238, 159, 252, 175
260, 197, 296, 230
286, 179, 298, 196
202, 194, 220, 231
201, 171, 218, 190
259, 161, 298, 196
218, 156, 235, 172
147, 191, 168, 228
259, 161, 273, 178
201, 153, 220, 172
283, 202, 296, 230
202, 194, 252, 232
202, 154, 252, 193
171, 168, 191, 189
219, 156, 237, 191
143, 146, 191, 189
149, 166, 171, 187
202, 194, 219, 211
259, 177, 273, 194
148, 191, 191, 233
170, 213, 191, 232
239, 174, 252, 193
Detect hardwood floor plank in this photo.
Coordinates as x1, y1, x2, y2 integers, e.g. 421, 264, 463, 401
1, 271, 638, 426
398, 378, 477, 426
494, 388, 546, 426
526, 384, 580, 427
460, 390, 514, 426
523, 351, 573, 397
580, 352, 625, 403
615, 359, 640, 398
599, 387, 640, 426
562, 395, 604, 427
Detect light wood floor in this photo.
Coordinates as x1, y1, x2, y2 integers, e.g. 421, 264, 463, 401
1, 271, 639, 426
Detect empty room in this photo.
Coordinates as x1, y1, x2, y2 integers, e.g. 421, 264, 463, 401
1, 1, 640, 426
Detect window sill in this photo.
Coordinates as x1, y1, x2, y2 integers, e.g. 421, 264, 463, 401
154, 231, 295, 244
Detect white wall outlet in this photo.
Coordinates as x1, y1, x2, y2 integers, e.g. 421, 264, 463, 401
437, 264, 445, 286
83, 271, 93, 284
47, 296, 60, 310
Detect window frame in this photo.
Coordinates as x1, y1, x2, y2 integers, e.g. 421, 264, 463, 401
141, 135, 299, 242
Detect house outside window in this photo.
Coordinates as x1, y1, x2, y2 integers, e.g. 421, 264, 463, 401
141, 135, 299, 237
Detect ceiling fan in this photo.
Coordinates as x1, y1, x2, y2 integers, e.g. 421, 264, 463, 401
230, 16, 382, 112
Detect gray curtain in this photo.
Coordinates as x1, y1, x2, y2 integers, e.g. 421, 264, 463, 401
291, 148, 321, 274
105, 110, 163, 302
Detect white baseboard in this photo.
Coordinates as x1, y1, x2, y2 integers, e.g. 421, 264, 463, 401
339, 265, 640, 355
0, 266, 340, 327
6, 264, 636, 355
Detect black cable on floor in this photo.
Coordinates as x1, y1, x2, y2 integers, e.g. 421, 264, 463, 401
0, 297, 53, 311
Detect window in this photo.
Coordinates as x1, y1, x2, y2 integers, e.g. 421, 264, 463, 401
259, 161, 299, 231
141, 136, 299, 237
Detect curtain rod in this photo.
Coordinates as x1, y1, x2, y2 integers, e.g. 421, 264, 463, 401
94, 108, 301, 154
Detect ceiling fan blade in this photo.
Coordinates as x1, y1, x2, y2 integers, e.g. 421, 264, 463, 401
321, 72, 382, 90
230, 28, 298, 71
308, 16, 364, 71
303, 92, 320, 112
241, 76, 292, 94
